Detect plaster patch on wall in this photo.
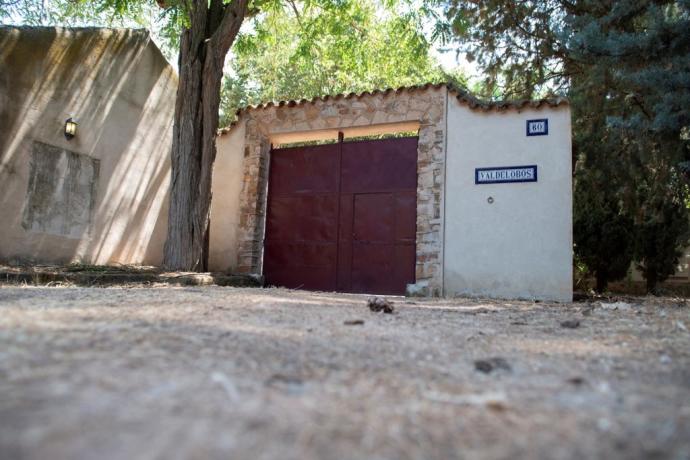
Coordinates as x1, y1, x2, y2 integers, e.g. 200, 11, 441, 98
22, 141, 100, 239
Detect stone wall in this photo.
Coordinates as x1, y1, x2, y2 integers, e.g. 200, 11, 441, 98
234, 86, 447, 295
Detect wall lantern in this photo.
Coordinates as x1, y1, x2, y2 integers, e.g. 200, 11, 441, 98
64, 118, 78, 140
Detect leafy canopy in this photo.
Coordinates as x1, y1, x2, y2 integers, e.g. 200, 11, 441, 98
220, 0, 454, 123
3, 0, 465, 122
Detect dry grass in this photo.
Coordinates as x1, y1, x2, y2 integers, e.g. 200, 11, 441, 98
0, 286, 689, 460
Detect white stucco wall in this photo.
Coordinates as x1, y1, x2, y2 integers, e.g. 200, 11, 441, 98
209, 120, 246, 272
444, 97, 573, 301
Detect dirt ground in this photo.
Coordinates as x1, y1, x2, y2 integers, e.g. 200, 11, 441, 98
1, 286, 689, 460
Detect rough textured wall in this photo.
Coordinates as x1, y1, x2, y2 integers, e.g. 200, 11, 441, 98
444, 99, 573, 301
230, 87, 447, 295
22, 141, 100, 238
0, 26, 176, 265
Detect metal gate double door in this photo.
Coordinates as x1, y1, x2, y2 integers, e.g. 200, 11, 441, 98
263, 136, 418, 295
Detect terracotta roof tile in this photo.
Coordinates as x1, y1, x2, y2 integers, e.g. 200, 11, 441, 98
218, 82, 568, 135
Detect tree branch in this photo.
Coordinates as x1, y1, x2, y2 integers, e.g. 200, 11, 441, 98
211, 0, 249, 59
287, 0, 303, 27
208, 0, 225, 34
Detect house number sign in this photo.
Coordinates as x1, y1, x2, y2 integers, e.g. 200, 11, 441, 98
475, 165, 538, 184
526, 119, 549, 136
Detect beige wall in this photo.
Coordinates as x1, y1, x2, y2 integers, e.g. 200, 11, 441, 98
0, 26, 176, 265
444, 99, 573, 301
209, 120, 246, 272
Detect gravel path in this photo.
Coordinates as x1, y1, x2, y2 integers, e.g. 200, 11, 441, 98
1, 286, 689, 460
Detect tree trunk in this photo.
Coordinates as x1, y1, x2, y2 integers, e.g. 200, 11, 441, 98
645, 268, 658, 295
595, 270, 608, 294
164, 0, 248, 271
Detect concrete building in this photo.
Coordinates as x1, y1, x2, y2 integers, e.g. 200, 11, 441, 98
0, 26, 177, 265
0, 27, 572, 300
214, 84, 573, 301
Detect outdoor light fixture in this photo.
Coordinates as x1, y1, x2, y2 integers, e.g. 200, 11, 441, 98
64, 118, 77, 139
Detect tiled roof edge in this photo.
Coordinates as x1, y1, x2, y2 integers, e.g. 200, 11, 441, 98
446, 82, 569, 112
218, 82, 568, 135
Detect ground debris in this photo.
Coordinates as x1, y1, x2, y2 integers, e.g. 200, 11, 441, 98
425, 390, 508, 410
367, 297, 394, 314
581, 304, 595, 316
600, 301, 632, 311
3, 287, 690, 459
561, 319, 581, 329
474, 357, 512, 374
343, 319, 365, 326
266, 374, 305, 395
210, 371, 239, 401
567, 376, 587, 386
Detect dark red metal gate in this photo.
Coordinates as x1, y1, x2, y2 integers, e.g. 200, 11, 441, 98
263, 136, 418, 295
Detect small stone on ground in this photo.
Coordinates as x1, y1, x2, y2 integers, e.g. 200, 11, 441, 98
474, 357, 512, 373
343, 319, 365, 326
561, 319, 581, 328
367, 296, 394, 314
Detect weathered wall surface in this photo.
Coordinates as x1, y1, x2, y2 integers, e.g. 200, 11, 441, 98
0, 26, 176, 265
209, 120, 246, 272
22, 141, 100, 238
219, 86, 447, 294
444, 98, 573, 301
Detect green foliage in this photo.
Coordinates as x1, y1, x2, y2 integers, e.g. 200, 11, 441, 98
220, 0, 449, 124
573, 167, 635, 293
570, 62, 636, 293
441, 0, 569, 99
566, 1, 690, 292
633, 162, 690, 292
564, 1, 690, 161
7, 0, 464, 124
3, 0, 147, 28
